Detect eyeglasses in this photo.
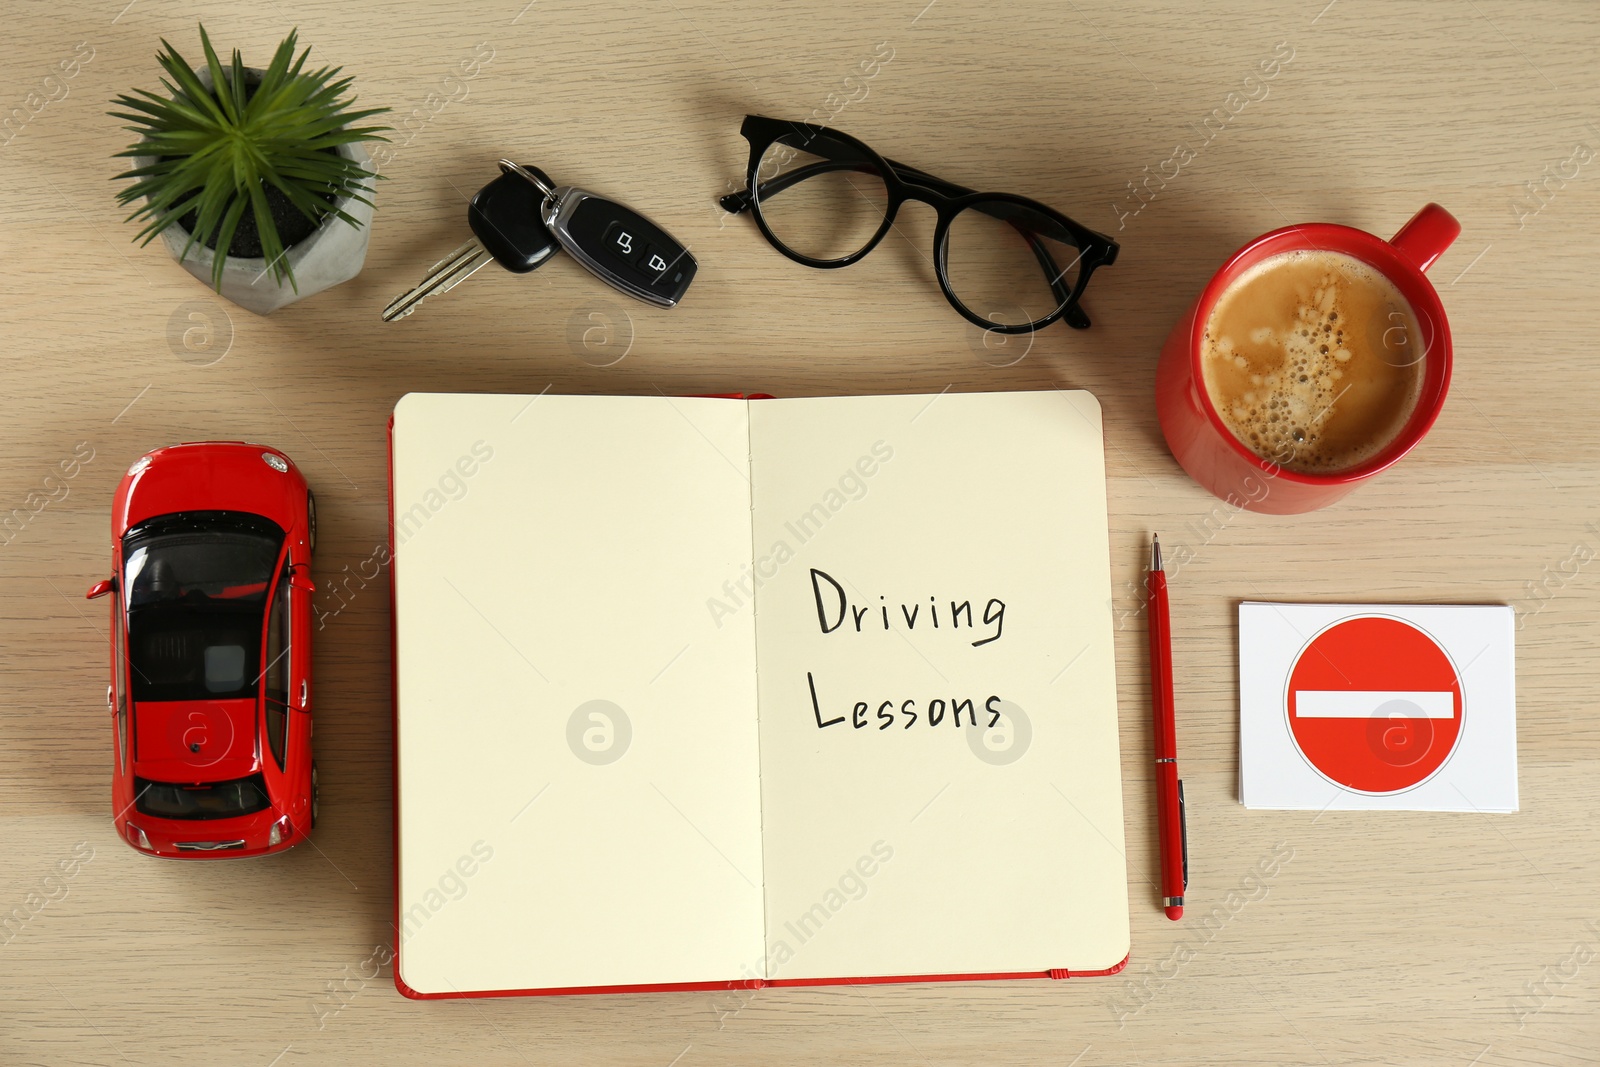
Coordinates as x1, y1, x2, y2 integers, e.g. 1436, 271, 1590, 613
719, 115, 1119, 333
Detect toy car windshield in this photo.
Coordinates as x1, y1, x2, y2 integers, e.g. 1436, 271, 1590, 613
122, 513, 284, 703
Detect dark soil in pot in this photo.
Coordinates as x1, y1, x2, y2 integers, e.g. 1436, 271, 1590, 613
178, 182, 333, 258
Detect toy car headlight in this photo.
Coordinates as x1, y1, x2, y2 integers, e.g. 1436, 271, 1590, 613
262, 453, 289, 473
126, 824, 152, 850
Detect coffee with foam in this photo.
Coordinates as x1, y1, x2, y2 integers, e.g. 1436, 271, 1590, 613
1200, 250, 1424, 475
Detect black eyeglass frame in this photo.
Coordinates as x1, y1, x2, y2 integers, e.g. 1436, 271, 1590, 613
720, 114, 1119, 333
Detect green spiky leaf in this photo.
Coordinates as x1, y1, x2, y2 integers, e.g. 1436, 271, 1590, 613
110, 24, 391, 292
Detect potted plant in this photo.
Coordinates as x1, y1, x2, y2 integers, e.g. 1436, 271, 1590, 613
111, 26, 391, 314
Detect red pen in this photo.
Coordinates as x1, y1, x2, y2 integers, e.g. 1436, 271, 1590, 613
1148, 535, 1187, 920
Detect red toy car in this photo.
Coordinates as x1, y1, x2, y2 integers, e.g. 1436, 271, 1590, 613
87, 442, 317, 858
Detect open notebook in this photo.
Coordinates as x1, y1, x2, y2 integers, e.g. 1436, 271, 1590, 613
390, 391, 1128, 998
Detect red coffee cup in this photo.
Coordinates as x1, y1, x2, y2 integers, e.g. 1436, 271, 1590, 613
1155, 204, 1460, 514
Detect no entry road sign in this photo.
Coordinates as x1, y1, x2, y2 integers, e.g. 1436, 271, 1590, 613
1285, 614, 1463, 794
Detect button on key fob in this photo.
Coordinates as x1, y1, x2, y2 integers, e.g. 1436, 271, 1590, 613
543, 188, 697, 308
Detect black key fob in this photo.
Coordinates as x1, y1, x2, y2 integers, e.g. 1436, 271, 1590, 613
469, 169, 560, 273
542, 187, 697, 307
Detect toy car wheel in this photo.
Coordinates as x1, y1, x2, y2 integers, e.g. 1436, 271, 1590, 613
306, 491, 317, 555
310, 762, 319, 830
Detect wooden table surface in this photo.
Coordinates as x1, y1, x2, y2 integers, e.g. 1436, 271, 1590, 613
4, 1, 1598, 1064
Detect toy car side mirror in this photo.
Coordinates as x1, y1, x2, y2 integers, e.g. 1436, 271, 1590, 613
85, 578, 115, 600
289, 565, 316, 594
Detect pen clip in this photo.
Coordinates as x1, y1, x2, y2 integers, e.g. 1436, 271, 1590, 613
1177, 779, 1188, 890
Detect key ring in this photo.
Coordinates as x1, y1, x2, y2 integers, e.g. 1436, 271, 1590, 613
498, 159, 555, 198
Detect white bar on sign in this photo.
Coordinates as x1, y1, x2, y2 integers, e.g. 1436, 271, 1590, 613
1294, 690, 1455, 719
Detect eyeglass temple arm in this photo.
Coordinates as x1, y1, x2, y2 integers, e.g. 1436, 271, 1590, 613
719, 159, 886, 213
720, 159, 1029, 231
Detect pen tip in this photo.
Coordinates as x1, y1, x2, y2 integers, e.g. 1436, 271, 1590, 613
1165, 904, 1183, 921
1150, 535, 1162, 572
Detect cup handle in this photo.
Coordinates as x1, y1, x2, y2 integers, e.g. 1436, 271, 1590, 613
1389, 203, 1460, 273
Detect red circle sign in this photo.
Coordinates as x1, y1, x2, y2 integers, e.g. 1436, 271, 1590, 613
1285, 615, 1463, 794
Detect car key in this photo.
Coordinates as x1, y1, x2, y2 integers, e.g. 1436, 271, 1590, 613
500, 160, 697, 308
382, 166, 560, 321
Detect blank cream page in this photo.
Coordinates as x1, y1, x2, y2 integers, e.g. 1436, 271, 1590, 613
748, 391, 1129, 981
393, 393, 765, 994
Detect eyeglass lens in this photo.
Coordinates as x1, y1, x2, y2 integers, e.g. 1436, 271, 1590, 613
754, 133, 890, 262
943, 201, 1083, 328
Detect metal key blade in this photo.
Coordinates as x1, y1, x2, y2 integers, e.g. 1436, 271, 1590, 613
382, 240, 493, 321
